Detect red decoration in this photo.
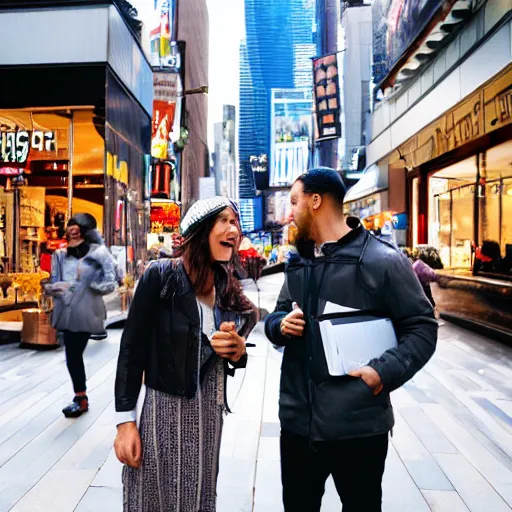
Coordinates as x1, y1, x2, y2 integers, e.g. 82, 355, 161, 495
239, 248, 265, 282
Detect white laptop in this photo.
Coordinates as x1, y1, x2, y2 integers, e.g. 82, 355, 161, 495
317, 301, 398, 376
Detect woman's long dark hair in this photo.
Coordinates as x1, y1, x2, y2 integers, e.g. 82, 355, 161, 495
175, 211, 253, 313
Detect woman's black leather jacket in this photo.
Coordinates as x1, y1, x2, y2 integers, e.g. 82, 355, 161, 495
115, 259, 257, 413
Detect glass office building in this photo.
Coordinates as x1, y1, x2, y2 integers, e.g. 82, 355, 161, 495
238, 0, 315, 198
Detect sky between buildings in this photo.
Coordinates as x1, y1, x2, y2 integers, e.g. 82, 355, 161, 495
206, 0, 246, 149
131, 0, 245, 153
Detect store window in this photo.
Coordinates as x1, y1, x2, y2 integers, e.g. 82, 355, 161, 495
436, 191, 451, 267
429, 141, 512, 273
429, 156, 477, 269
482, 141, 512, 260
479, 180, 501, 245
0, 109, 105, 274
450, 184, 474, 268
503, 179, 512, 257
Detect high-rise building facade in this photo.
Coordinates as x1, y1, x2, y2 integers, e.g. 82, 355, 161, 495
176, 0, 209, 211
338, 4, 372, 176
214, 105, 238, 200
238, 0, 315, 198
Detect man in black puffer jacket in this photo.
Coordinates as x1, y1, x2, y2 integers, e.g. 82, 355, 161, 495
265, 168, 438, 512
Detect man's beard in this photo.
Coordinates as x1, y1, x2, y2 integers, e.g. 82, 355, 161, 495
294, 214, 315, 260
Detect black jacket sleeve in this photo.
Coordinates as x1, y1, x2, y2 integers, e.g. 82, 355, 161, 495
264, 274, 294, 347
114, 262, 160, 412
368, 251, 438, 392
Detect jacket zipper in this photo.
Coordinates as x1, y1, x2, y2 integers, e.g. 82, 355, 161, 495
304, 261, 315, 445
305, 260, 328, 446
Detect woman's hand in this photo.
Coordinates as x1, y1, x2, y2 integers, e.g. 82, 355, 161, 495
114, 422, 142, 469
211, 322, 246, 363
44, 281, 72, 297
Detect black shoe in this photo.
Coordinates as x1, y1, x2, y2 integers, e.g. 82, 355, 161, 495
62, 395, 89, 418
90, 331, 108, 341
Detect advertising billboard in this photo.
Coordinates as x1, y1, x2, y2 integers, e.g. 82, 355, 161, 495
270, 89, 312, 187
265, 191, 291, 226
150, 200, 180, 232
149, 0, 178, 68
313, 53, 342, 142
151, 72, 179, 160
372, 0, 446, 87
239, 196, 264, 234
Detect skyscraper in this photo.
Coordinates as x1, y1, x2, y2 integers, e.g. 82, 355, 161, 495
214, 105, 239, 200
238, 0, 315, 198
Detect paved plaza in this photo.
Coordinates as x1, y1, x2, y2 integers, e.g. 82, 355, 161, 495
0, 274, 511, 511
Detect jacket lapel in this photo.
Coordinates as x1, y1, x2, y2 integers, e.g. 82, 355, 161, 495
160, 261, 199, 324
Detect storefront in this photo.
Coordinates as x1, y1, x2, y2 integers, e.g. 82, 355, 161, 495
396, 64, 512, 268
428, 142, 512, 271
395, 63, 512, 336
0, 1, 152, 330
343, 161, 408, 246
0, 109, 106, 274
0, 68, 151, 279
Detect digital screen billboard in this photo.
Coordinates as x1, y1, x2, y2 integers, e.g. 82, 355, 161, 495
372, 0, 446, 87
239, 196, 264, 233
270, 89, 312, 187
149, 0, 178, 68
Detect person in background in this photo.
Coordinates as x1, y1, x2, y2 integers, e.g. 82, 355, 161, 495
39, 244, 52, 274
114, 197, 258, 512
473, 240, 503, 275
45, 214, 117, 418
170, 232, 184, 256
264, 168, 437, 512
411, 256, 439, 309
148, 235, 172, 260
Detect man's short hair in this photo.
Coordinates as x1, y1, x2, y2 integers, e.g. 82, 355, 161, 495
295, 167, 347, 206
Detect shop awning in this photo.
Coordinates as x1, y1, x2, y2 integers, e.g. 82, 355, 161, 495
343, 163, 388, 204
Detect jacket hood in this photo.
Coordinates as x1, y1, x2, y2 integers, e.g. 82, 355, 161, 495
85, 229, 104, 245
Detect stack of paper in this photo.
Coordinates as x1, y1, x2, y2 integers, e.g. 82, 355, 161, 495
318, 302, 397, 376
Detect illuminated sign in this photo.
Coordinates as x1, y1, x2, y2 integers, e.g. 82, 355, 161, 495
0, 130, 56, 164
0, 167, 23, 176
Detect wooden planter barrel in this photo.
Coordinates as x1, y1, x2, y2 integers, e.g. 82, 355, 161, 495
21, 309, 58, 347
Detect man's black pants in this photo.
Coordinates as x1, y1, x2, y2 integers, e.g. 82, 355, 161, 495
63, 331, 90, 393
281, 429, 388, 512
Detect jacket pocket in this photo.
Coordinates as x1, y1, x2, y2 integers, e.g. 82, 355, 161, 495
358, 377, 376, 396
314, 376, 389, 426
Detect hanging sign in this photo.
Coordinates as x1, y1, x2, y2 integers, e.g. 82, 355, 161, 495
151, 73, 179, 160
20, 187, 46, 227
312, 53, 342, 142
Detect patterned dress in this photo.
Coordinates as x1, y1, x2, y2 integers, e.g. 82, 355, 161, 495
123, 300, 225, 512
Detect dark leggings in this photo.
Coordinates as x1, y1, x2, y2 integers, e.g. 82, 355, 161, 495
63, 331, 90, 393
422, 283, 436, 308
